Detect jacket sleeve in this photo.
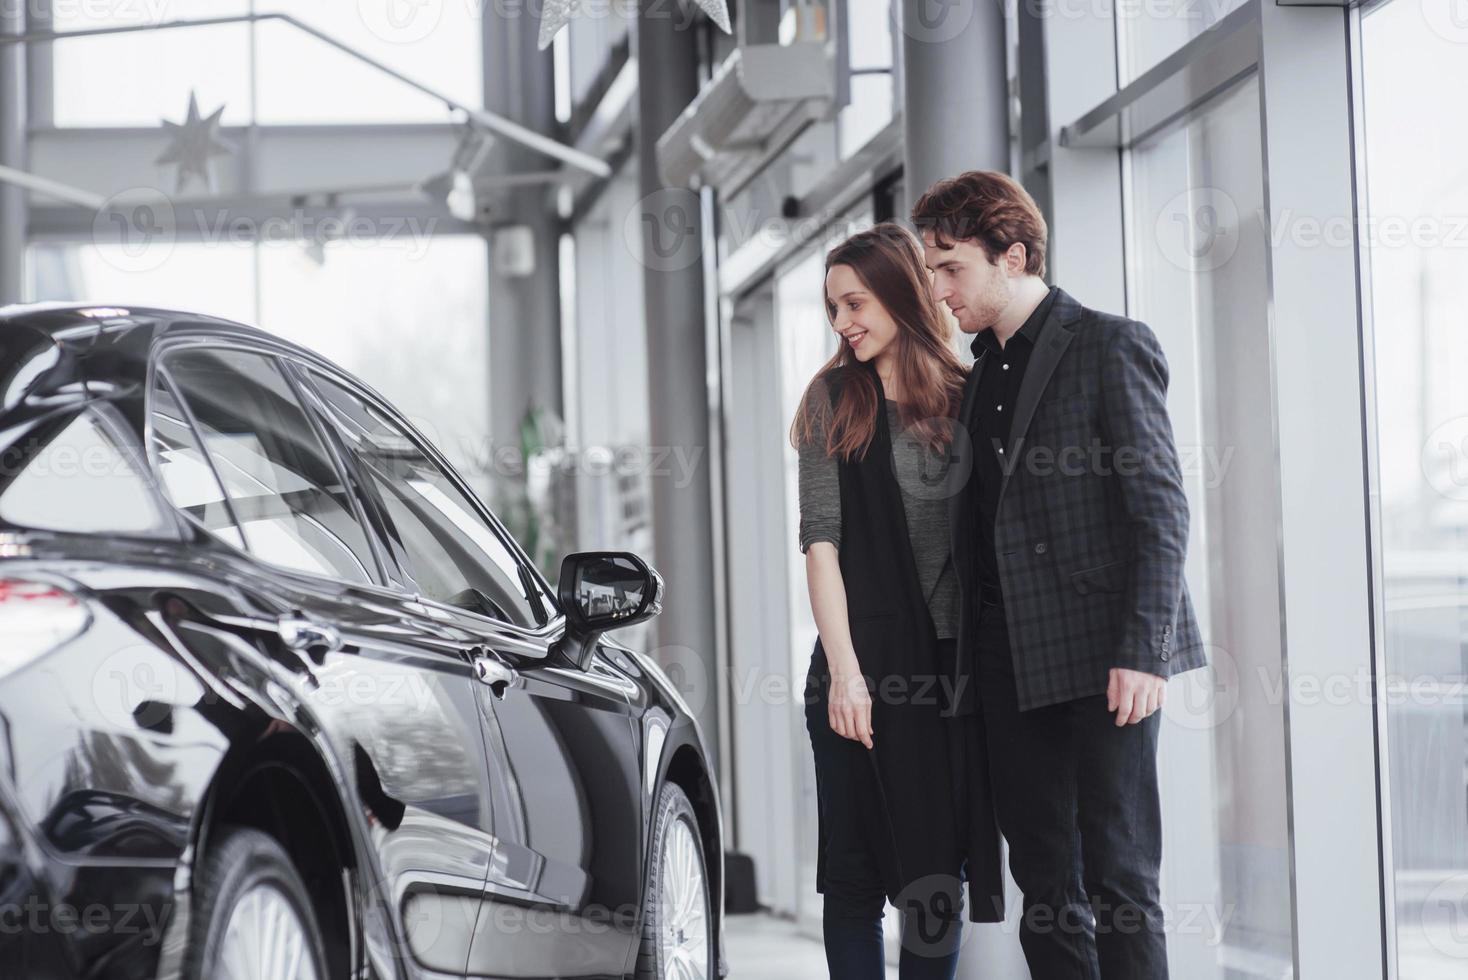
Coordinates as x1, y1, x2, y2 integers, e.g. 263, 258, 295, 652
1097, 318, 1190, 676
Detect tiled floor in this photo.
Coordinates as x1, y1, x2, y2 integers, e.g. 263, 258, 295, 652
723, 912, 899, 979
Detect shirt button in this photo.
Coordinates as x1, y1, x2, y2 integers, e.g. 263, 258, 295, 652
998, 447, 1005, 454
996, 404, 1003, 412
1034, 542, 1047, 555
1002, 363, 1010, 371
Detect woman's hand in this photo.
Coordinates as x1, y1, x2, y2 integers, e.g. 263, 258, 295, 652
828, 666, 874, 749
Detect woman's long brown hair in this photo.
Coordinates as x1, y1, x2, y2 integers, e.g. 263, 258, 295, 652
788, 222, 967, 460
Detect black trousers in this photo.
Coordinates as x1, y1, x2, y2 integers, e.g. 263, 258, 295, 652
972, 596, 1168, 979
805, 637, 964, 980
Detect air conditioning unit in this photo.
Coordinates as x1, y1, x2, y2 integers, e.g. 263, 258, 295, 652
655, 41, 838, 196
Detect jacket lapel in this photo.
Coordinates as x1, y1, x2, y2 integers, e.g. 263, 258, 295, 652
995, 288, 1082, 513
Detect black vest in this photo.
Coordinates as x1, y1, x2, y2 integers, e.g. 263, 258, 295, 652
812, 361, 952, 711
804, 360, 1005, 923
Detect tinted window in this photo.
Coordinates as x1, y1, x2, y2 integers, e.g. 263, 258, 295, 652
0, 405, 165, 534
149, 372, 245, 549
163, 348, 378, 585
306, 372, 548, 627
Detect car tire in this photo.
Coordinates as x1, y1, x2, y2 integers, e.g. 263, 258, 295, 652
636, 782, 713, 980
182, 825, 329, 980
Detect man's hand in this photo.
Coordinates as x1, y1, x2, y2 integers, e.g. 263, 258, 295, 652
829, 669, 875, 749
1107, 667, 1165, 726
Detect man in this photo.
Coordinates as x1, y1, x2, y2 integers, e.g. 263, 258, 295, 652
912, 170, 1206, 978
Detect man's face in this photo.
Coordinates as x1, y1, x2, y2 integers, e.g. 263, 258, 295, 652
921, 232, 1017, 335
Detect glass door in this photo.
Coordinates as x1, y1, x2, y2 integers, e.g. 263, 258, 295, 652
1359, 0, 1468, 973
1124, 72, 1295, 979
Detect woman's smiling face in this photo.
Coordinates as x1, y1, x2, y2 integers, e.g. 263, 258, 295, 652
826, 262, 899, 364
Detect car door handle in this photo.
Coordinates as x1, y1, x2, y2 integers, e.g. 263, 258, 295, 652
277, 615, 342, 655
472, 652, 521, 699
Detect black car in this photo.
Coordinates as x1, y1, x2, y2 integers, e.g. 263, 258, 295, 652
0, 303, 725, 980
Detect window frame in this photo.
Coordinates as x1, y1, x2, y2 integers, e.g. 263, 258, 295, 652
0, 399, 182, 540
146, 336, 393, 590
147, 365, 248, 547
287, 360, 563, 637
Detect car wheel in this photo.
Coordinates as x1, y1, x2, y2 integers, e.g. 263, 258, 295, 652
636, 782, 713, 980
183, 826, 328, 980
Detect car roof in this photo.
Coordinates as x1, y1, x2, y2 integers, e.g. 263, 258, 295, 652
0, 301, 366, 394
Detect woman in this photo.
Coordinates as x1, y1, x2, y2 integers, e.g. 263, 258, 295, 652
791, 223, 1003, 978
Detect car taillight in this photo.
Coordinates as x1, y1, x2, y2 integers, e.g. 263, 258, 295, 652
0, 578, 90, 679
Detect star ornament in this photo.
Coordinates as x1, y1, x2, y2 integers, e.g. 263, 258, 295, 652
155, 91, 236, 194
536, 0, 731, 50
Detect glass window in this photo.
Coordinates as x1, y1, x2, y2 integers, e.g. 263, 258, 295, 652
148, 373, 246, 550
51, 0, 253, 128
251, 5, 482, 125
1116, 0, 1249, 86
254, 236, 492, 499
26, 242, 259, 328
163, 348, 378, 585
47, 0, 481, 126
1360, 0, 1468, 971
1124, 75, 1293, 977
839, 0, 896, 158
0, 406, 166, 535
306, 372, 548, 628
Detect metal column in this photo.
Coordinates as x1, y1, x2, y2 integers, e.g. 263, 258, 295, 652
0, 3, 27, 303
634, 2, 721, 771
481, 10, 564, 481
897, 0, 1009, 215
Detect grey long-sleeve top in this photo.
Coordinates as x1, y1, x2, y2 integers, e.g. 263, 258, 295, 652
796, 377, 960, 640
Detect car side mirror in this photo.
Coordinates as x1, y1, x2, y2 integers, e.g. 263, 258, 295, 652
552, 551, 664, 669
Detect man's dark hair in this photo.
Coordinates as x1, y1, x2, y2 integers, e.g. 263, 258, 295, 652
911, 170, 1048, 278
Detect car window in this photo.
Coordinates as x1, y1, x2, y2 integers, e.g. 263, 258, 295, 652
162, 348, 379, 585
148, 372, 246, 550
0, 404, 167, 535
305, 371, 548, 628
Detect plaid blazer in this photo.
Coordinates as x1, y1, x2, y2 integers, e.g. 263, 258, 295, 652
948, 286, 1207, 711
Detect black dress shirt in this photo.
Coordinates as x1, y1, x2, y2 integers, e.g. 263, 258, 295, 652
966, 286, 1059, 598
